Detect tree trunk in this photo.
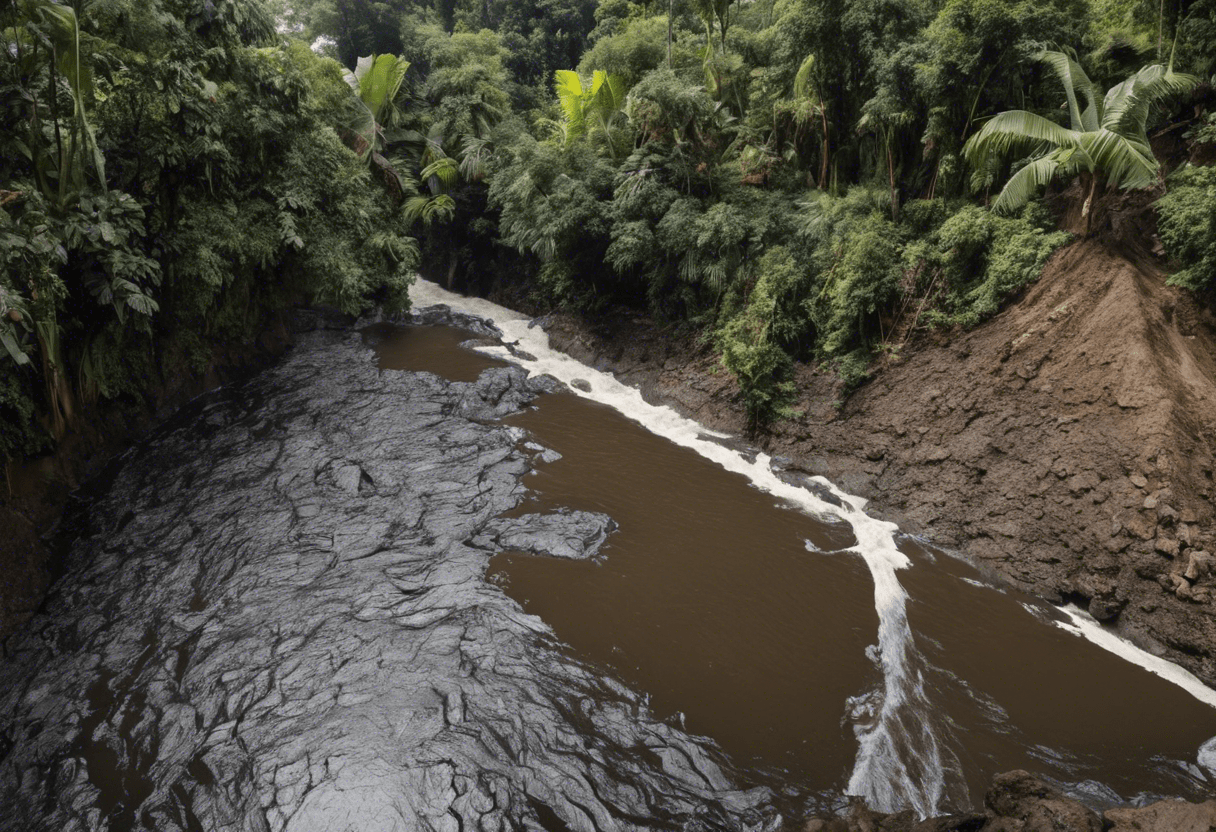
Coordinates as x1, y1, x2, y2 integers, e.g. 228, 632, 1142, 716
667, 0, 673, 69
1081, 173, 1099, 236
887, 136, 898, 221
819, 104, 829, 191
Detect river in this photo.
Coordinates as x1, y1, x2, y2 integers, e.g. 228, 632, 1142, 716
0, 287, 1213, 832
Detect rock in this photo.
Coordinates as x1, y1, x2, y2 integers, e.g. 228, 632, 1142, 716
1088, 594, 1126, 622
1130, 473, 1149, 488
410, 304, 502, 338
526, 373, 567, 395
1184, 550, 1214, 582
1104, 799, 1216, 831
1125, 512, 1157, 540
1155, 537, 1180, 558
477, 509, 617, 561
455, 365, 540, 420
570, 378, 592, 393
0, 330, 778, 832
911, 814, 988, 832
1199, 736, 1216, 777
984, 770, 1103, 832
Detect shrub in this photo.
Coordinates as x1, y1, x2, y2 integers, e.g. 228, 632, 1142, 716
1157, 164, 1216, 296
717, 247, 810, 430
927, 205, 1069, 328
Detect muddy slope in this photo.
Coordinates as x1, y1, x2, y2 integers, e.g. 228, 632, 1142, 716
539, 239, 1216, 684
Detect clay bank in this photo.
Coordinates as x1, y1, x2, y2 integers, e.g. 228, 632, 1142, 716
1, 293, 1216, 831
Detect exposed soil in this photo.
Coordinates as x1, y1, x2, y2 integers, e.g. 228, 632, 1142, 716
536, 237, 1216, 685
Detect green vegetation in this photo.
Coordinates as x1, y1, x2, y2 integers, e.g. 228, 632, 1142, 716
1158, 163, 1216, 294
963, 51, 1199, 222
3, 0, 1213, 459
1, 0, 416, 464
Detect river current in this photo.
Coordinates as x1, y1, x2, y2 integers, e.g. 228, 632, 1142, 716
398, 281, 1216, 812
0, 288, 1214, 831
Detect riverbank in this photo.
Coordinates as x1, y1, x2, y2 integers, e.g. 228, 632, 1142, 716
526, 237, 1216, 687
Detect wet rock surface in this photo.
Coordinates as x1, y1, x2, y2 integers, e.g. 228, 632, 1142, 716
802, 772, 1213, 832
0, 329, 779, 832
476, 510, 618, 561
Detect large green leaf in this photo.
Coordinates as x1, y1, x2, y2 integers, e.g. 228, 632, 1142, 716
1102, 64, 1200, 137
554, 70, 587, 145
990, 157, 1062, 214
1079, 128, 1159, 190
963, 110, 1085, 171
793, 54, 817, 102
1037, 51, 1101, 132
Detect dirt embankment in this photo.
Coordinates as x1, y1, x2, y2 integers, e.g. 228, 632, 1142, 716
536, 238, 1216, 684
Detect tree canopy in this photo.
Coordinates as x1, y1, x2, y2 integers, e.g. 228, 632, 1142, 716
3, 0, 1213, 456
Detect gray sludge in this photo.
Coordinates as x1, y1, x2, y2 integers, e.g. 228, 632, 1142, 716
0, 330, 779, 832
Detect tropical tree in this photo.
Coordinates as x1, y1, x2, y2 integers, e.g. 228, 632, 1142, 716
553, 69, 630, 158
343, 53, 411, 153
691, 0, 736, 50
789, 54, 830, 188
963, 50, 1199, 226
341, 52, 413, 201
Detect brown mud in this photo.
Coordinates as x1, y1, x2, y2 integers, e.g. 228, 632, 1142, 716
534, 237, 1216, 687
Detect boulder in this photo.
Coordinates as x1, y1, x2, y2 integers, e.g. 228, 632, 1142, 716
984, 770, 1102, 832
1104, 799, 1216, 832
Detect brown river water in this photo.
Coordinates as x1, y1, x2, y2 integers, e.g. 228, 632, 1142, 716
375, 323, 1216, 812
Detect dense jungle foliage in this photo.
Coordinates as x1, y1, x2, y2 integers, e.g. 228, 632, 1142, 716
0, 0, 421, 463
2, 0, 1214, 464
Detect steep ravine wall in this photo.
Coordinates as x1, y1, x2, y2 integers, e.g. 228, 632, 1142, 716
534, 239, 1216, 688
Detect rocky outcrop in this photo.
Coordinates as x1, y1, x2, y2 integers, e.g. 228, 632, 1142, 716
1104, 799, 1216, 831
0, 328, 779, 831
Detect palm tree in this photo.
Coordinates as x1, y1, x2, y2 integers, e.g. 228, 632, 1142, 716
791, 54, 830, 190
343, 53, 411, 154
964, 50, 1198, 229
342, 53, 412, 202
554, 70, 629, 159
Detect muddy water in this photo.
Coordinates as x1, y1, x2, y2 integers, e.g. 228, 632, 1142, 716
377, 323, 1216, 811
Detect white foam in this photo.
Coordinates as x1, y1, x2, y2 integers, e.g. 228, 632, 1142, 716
411, 279, 947, 815
1054, 604, 1216, 709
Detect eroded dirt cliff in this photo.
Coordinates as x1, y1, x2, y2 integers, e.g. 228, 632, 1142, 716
538, 238, 1216, 685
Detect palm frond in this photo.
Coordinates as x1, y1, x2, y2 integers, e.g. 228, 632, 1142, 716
990, 156, 1061, 214
403, 194, 455, 227
459, 136, 492, 183
359, 54, 410, 126
1036, 50, 1102, 131
420, 156, 459, 194
554, 70, 587, 145
793, 53, 817, 101
1102, 64, 1199, 136
963, 110, 1083, 171
1078, 128, 1159, 189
